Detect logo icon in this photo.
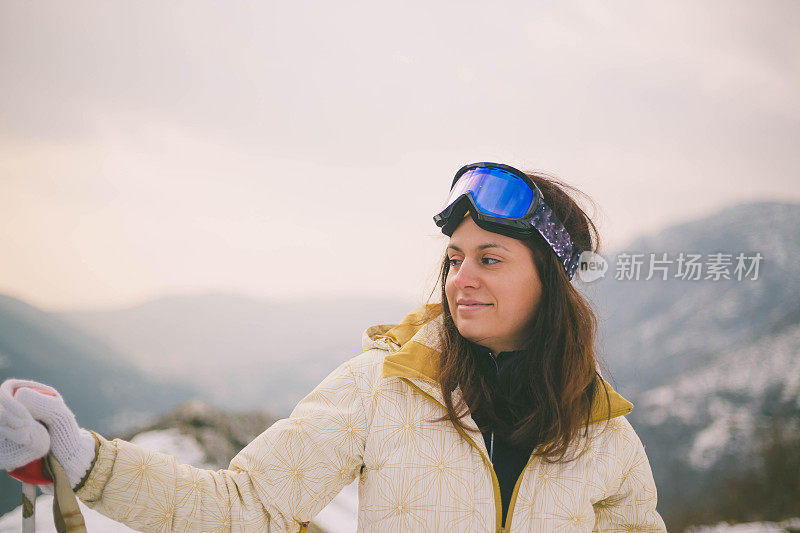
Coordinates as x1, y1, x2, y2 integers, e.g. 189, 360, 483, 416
577, 251, 607, 283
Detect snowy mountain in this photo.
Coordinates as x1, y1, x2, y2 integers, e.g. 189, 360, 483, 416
0, 294, 202, 433
593, 201, 800, 396
639, 320, 800, 471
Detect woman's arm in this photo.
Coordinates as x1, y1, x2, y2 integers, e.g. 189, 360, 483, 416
592, 418, 667, 533
69, 356, 369, 532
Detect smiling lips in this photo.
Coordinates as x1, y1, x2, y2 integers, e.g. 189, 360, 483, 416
457, 300, 492, 311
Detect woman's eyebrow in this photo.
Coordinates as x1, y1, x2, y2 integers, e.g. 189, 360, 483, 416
447, 243, 511, 252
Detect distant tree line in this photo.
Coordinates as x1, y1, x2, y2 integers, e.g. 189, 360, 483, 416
668, 414, 800, 532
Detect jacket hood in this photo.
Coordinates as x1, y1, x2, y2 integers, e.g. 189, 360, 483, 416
362, 303, 634, 426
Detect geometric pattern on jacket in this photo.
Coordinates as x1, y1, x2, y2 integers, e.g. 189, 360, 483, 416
74, 303, 667, 532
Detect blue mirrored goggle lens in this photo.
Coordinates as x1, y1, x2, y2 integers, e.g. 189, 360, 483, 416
444, 167, 535, 219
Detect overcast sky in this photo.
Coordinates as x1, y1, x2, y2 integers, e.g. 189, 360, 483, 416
1, 1, 798, 311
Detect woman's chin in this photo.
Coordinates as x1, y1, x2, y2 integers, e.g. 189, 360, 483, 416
455, 326, 488, 344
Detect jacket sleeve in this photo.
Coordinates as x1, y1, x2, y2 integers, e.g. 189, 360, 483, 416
75, 356, 369, 532
592, 419, 667, 532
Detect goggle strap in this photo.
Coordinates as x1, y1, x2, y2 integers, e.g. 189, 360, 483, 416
530, 202, 582, 279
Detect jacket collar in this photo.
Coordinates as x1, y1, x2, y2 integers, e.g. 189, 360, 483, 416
369, 303, 634, 425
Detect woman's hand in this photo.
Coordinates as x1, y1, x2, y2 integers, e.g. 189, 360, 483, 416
0, 378, 97, 490
0, 379, 52, 472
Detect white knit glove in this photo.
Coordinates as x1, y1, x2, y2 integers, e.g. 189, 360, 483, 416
1, 378, 97, 492
0, 379, 51, 471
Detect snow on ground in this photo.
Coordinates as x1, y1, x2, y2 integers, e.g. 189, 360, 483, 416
312, 479, 358, 533
0, 495, 138, 533
129, 427, 216, 469
686, 517, 800, 532
1, 428, 359, 532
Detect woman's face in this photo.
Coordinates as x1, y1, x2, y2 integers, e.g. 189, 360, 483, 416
445, 216, 543, 354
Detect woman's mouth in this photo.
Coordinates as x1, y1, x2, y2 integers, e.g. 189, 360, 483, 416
457, 303, 492, 311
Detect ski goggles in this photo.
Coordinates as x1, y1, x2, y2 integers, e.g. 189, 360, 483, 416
433, 162, 582, 280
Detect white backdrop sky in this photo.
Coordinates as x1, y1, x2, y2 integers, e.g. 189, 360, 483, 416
1, 1, 798, 311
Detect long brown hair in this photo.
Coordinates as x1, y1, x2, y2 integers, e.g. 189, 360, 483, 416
429, 169, 612, 464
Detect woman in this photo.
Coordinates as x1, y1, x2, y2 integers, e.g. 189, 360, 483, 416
0, 162, 667, 532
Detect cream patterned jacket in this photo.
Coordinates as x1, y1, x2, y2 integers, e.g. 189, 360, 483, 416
74, 303, 667, 532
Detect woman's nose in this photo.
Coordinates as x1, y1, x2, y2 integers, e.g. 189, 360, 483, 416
453, 258, 481, 288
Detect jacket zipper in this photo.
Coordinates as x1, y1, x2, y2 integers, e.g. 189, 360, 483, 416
487, 350, 499, 465
502, 453, 537, 532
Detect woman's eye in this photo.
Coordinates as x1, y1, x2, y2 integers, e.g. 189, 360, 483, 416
447, 257, 499, 267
